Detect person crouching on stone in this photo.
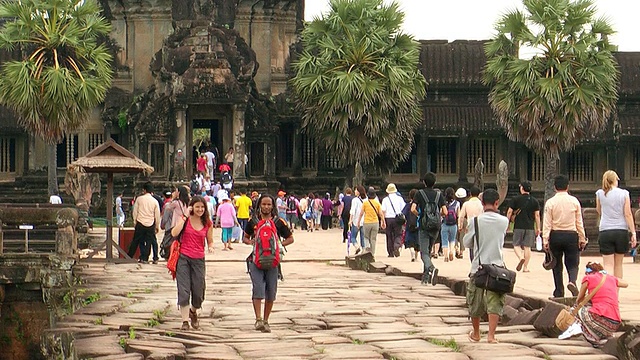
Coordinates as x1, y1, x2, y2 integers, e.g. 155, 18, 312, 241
463, 189, 509, 344
171, 196, 214, 330
558, 261, 627, 347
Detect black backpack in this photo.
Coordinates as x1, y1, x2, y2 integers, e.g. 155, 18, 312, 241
221, 172, 232, 184
287, 197, 297, 211
190, 179, 200, 194
419, 190, 441, 231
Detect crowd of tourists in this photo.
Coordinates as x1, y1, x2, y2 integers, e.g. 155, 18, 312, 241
120, 167, 634, 346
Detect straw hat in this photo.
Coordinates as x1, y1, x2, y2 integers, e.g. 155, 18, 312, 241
386, 183, 398, 194
455, 188, 467, 198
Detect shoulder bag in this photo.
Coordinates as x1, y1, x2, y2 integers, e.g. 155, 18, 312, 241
368, 200, 382, 224
167, 217, 188, 280
555, 274, 607, 332
389, 196, 406, 225
473, 217, 517, 294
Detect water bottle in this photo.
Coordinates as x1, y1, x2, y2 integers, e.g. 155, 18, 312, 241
346, 229, 351, 255
535, 235, 543, 251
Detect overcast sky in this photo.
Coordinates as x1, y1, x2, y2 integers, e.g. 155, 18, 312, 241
305, 0, 640, 51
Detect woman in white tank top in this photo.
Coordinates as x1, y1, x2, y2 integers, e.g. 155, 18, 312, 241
595, 170, 637, 278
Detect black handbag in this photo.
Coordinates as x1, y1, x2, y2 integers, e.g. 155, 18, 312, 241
472, 217, 516, 294
389, 198, 406, 225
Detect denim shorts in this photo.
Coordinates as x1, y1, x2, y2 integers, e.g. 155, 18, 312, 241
248, 261, 279, 301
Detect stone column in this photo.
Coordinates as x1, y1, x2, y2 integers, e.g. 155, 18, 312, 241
507, 140, 518, 180
232, 104, 247, 181
175, 105, 188, 178
265, 133, 277, 179
251, 8, 273, 94
292, 127, 302, 176
458, 131, 468, 183
417, 134, 428, 177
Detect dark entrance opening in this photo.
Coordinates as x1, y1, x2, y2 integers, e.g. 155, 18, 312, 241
56, 135, 79, 168
396, 139, 418, 174
192, 119, 222, 167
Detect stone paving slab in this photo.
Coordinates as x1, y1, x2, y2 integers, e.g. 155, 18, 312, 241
55, 228, 622, 359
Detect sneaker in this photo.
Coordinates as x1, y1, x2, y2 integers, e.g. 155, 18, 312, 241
558, 322, 582, 340
567, 282, 579, 297
152, 259, 158, 264
189, 309, 199, 329
394, 249, 400, 257
180, 321, 190, 330
431, 268, 439, 286
411, 258, 416, 262
255, 319, 265, 331
355, 248, 361, 255
262, 321, 271, 333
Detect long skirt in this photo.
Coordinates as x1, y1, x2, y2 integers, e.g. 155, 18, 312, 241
577, 306, 620, 347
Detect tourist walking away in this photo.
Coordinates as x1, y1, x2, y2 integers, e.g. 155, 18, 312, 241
454, 187, 468, 258
349, 185, 366, 253
463, 189, 509, 344
411, 172, 446, 285
129, 182, 161, 263
225, 147, 234, 172
216, 193, 238, 251
441, 187, 460, 262
356, 187, 385, 256
313, 193, 323, 231
197, 154, 207, 176
403, 189, 420, 261
381, 183, 407, 257
204, 148, 215, 181
286, 193, 299, 230
458, 186, 483, 260
321, 193, 333, 230
595, 170, 636, 278
174, 149, 186, 181
543, 175, 587, 298
171, 196, 214, 330
341, 188, 354, 243
243, 194, 294, 333
160, 186, 180, 259
116, 191, 125, 228
235, 189, 252, 232
49, 192, 62, 204
506, 181, 541, 272
558, 262, 627, 347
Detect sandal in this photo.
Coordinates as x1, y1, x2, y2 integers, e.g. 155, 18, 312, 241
516, 259, 525, 271
468, 331, 480, 342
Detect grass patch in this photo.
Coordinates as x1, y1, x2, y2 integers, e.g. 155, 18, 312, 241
427, 338, 460, 352
165, 331, 175, 337
83, 293, 101, 306
94, 317, 103, 325
352, 338, 364, 345
146, 308, 167, 327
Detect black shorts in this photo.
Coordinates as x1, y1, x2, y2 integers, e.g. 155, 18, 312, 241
598, 229, 630, 255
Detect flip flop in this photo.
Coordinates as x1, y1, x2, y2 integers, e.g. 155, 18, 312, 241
516, 259, 525, 271
488, 338, 499, 344
522, 269, 531, 273
468, 331, 480, 342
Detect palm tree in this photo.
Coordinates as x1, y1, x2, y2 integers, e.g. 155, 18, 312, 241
0, 0, 113, 195
483, 0, 619, 200
290, 0, 426, 185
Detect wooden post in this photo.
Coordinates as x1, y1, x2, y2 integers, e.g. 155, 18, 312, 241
106, 172, 114, 260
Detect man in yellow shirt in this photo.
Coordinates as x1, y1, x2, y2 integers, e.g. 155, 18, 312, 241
235, 189, 253, 234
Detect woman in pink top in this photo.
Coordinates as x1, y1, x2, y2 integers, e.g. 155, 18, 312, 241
216, 194, 239, 250
171, 196, 214, 330
562, 262, 628, 347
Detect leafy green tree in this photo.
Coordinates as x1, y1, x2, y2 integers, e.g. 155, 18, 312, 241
483, 0, 619, 200
290, 0, 426, 184
0, 0, 113, 195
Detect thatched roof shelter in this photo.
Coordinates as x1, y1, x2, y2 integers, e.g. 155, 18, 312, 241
67, 139, 153, 175
68, 139, 153, 261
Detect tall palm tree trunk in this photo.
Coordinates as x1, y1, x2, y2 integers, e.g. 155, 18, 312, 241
544, 152, 558, 203
47, 144, 59, 196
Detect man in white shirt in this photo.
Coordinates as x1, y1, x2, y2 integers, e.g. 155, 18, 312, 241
204, 148, 215, 180
129, 182, 161, 263
381, 183, 407, 257
49, 193, 62, 204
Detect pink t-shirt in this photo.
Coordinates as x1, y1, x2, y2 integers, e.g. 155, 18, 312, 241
582, 273, 620, 321
216, 202, 237, 228
180, 219, 211, 259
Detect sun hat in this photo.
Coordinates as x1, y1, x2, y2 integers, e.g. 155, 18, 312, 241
386, 183, 398, 194
218, 193, 229, 201
455, 188, 467, 198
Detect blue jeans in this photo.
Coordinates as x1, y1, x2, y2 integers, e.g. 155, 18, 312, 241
440, 224, 458, 248
350, 225, 365, 247
419, 228, 439, 281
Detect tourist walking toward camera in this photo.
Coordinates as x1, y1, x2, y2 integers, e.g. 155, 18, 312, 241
216, 193, 238, 251
595, 170, 636, 278
463, 189, 509, 344
506, 181, 541, 272
170, 196, 214, 330
411, 172, 446, 285
243, 194, 294, 333
381, 183, 406, 257
349, 185, 366, 253
356, 188, 385, 256
543, 175, 587, 298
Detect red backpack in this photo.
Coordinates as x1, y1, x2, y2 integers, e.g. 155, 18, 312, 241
253, 218, 281, 270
